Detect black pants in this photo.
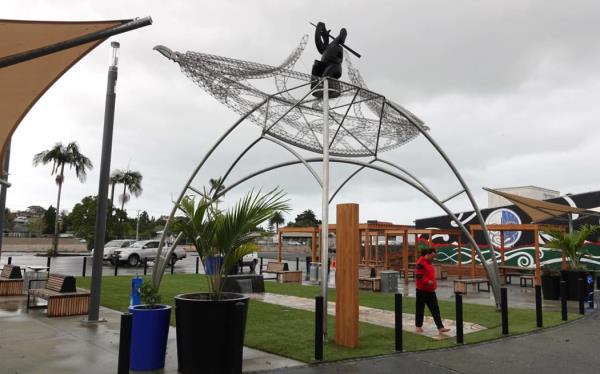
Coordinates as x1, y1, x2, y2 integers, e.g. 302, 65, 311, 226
415, 289, 444, 329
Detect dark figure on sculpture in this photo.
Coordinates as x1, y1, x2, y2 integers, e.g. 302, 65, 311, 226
311, 22, 347, 97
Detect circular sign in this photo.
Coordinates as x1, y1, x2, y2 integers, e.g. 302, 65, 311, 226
485, 208, 522, 248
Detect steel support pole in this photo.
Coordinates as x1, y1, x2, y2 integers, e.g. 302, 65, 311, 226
320, 78, 330, 339
0, 140, 10, 259
88, 42, 119, 322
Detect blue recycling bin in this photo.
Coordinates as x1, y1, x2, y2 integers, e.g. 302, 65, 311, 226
129, 304, 172, 370
131, 277, 143, 306
206, 256, 224, 275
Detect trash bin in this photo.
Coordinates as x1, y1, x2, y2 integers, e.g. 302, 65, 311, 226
310, 262, 321, 283
380, 270, 399, 293
131, 276, 143, 306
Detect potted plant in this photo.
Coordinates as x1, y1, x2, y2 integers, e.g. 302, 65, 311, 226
128, 281, 172, 371
540, 265, 561, 300
544, 224, 600, 300
173, 188, 289, 374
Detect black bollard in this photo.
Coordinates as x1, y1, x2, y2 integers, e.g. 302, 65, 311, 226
501, 287, 509, 335
395, 293, 403, 351
315, 296, 323, 361
296, 257, 299, 271
578, 277, 585, 315
535, 285, 543, 328
7, 256, 12, 265
82, 257, 87, 277
117, 313, 132, 374
455, 292, 464, 344
46, 256, 51, 270
171, 260, 175, 275
195, 257, 200, 274
143, 258, 148, 276
259, 257, 263, 275
114, 260, 119, 277
305, 256, 311, 281
560, 280, 568, 321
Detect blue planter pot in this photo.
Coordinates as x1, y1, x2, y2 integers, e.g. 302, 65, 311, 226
206, 256, 224, 275
128, 304, 172, 371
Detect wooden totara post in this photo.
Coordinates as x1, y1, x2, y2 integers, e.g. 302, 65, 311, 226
277, 230, 282, 262
335, 203, 360, 348
384, 235, 389, 270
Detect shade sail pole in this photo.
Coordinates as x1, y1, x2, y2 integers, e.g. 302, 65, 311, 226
320, 78, 330, 340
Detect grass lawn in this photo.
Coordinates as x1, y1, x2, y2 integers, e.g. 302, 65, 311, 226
78, 274, 579, 363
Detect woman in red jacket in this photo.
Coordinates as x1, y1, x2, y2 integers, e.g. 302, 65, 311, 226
415, 247, 450, 334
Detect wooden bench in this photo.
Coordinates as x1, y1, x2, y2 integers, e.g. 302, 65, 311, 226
359, 266, 381, 292
520, 275, 535, 288
262, 262, 302, 283
453, 278, 490, 294
27, 273, 90, 317
0, 265, 23, 296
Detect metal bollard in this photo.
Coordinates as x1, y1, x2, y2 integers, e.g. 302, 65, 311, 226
501, 287, 509, 335
7, 256, 12, 265
578, 277, 585, 315
171, 260, 175, 275
143, 258, 148, 276
395, 293, 402, 351
82, 257, 87, 277
560, 280, 568, 321
259, 257, 263, 275
114, 261, 119, 277
46, 256, 51, 270
455, 292, 464, 344
195, 257, 200, 274
535, 285, 543, 328
315, 296, 323, 361
305, 256, 311, 281
117, 312, 132, 374
296, 257, 299, 271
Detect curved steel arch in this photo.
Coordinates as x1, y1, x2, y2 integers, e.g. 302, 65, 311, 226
213, 156, 499, 303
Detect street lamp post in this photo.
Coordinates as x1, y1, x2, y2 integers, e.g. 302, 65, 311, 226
88, 41, 120, 322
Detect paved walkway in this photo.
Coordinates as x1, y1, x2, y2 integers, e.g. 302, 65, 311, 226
0, 296, 303, 373
260, 310, 599, 374
249, 293, 485, 339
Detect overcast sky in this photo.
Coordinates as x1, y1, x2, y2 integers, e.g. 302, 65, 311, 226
4, 1, 600, 226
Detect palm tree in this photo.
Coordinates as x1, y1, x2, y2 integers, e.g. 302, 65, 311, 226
544, 224, 600, 269
269, 211, 285, 233
208, 177, 226, 209
174, 188, 289, 296
118, 169, 143, 211
33, 142, 92, 256
109, 169, 125, 211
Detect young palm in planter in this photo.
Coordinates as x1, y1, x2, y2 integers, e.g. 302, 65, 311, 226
544, 224, 600, 300
173, 189, 289, 374
128, 282, 172, 371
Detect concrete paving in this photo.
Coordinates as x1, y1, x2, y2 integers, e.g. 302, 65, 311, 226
0, 296, 303, 373
249, 293, 486, 339
259, 311, 599, 374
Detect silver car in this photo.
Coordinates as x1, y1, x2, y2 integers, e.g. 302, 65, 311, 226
90, 239, 134, 263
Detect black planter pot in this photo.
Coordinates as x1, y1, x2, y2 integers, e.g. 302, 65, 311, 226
561, 270, 593, 301
175, 292, 249, 374
541, 275, 561, 300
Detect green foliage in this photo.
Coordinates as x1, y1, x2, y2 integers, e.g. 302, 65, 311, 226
111, 169, 143, 210
287, 209, 321, 227
140, 281, 162, 306
174, 188, 289, 297
43, 206, 56, 235
69, 196, 133, 249
544, 224, 600, 270
26, 217, 44, 236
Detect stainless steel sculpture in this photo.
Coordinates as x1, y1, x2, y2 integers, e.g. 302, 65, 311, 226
152, 35, 502, 311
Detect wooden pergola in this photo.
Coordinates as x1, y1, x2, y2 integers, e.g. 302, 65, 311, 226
469, 223, 566, 285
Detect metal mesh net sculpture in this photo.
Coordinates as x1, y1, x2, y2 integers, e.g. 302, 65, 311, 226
154, 36, 427, 157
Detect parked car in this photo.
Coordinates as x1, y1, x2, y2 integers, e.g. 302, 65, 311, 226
90, 240, 134, 263
112, 240, 187, 267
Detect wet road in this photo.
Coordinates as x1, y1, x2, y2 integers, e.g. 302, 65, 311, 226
0, 251, 315, 278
